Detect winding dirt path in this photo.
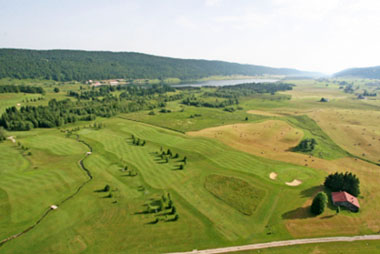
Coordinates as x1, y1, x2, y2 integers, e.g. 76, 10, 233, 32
168, 235, 380, 254
0, 136, 93, 247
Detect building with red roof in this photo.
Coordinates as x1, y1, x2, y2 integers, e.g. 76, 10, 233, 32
332, 191, 360, 212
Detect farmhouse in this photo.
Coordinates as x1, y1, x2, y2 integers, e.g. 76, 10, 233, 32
332, 191, 360, 212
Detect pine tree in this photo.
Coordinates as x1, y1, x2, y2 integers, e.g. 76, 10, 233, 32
311, 192, 327, 215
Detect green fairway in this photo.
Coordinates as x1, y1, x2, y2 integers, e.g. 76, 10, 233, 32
204, 174, 266, 215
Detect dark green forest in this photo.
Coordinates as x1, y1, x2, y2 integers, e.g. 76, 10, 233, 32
0, 49, 314, 81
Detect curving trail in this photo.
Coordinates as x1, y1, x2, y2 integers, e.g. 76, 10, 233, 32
167, 235, 380, 254
0, 136, 93, 248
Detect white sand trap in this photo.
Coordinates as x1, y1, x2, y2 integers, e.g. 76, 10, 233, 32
269, 172, 277, 180
7, 136, 16, 143
50, 205, 58, 210
17, 103, 21, 106
286, 179, 302, 186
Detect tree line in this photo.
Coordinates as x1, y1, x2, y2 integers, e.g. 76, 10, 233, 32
181, 96, 238, 108
0, 85, 45, 94
68, 84, 175, 100
203, 82, 294, 98
0, 97, 159, 131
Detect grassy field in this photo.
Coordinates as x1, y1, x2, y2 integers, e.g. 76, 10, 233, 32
0, 78, 380, 253
124, 101, 265, 132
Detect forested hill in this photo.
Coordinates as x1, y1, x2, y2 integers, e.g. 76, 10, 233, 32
334, 66, 380, 79
0, 48, 316, 81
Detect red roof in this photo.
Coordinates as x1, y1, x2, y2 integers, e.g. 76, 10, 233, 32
332, 191, 360, 208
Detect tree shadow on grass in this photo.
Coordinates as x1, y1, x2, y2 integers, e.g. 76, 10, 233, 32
282, 207, 314, 219
172, 164, 184, 170
320, 215, 335, 219
121, 174, 137, 177
300, 185, 324, 198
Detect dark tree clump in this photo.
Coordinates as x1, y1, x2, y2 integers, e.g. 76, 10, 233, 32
292, 138, 317, 152
324, 172, 360, 197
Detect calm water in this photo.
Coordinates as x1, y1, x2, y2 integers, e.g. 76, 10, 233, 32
174, 78, 279, 87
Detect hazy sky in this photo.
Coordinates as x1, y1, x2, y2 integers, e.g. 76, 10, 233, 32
1, 0, 380, 73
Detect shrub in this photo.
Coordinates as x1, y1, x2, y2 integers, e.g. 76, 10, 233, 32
104, 184, 110, 192
311, 192, 328, 215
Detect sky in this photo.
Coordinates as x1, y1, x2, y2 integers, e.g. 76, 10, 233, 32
1, 0, 380, 74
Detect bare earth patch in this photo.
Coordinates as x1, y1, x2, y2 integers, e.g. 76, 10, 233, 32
247, 110, 284, 117
285, 179, 302, 186
269, 172, 277, 180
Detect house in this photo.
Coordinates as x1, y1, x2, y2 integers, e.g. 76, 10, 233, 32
109, 80, 119, 86
332, 191, 360, 212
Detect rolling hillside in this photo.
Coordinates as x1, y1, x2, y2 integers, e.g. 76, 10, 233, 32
334, 66, 380, 79
0, 48, 317, 81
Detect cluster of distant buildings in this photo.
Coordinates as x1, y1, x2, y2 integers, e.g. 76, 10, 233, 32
86, 79, 123, 87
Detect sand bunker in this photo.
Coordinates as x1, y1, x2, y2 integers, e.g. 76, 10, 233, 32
17, 103, 21, 106
269, 172, 277, 180
286, 179, 302, 186
7, 136, 16, 143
